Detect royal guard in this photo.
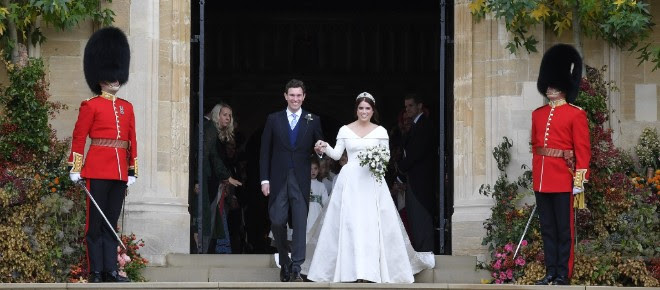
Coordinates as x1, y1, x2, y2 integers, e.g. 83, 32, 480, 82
68, 27, 136, 283
532, 44, 591, 285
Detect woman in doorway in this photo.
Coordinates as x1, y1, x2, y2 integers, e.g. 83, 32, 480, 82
303, 92, 435, 283
210, 103, 242, 253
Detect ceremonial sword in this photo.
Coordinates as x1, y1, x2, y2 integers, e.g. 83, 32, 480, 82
513, 205, 536, 259
76, 180, 127, 250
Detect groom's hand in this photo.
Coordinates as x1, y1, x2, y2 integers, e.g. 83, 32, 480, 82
261, 183, 270, 196
314, 140, 326, 154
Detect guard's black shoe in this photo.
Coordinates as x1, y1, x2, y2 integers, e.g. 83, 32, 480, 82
103, 270, 131, 282
553, 276, 570, 285
535, 274, 556, 285
280, 262, 292, 282
88, 271, 103, 283
291, 270, 304, 282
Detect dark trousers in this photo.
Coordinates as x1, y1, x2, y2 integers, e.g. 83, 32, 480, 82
535, 192, 574, 278
269, 169, 307, 272
406, 183, 434, 252
85, 179, 127, 272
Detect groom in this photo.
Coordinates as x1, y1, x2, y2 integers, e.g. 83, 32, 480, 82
260, 79, 323, 282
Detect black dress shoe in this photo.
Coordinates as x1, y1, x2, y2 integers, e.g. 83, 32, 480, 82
553, 276, 570, 285
291, 270, 304, 282
103, 270, 131, 282
280, 262, 292, 282
535, 274, 556, 285
88, 271, 103, 283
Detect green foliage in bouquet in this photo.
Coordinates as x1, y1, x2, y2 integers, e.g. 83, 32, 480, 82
482, 65, 659, 286
0, 58, 87, 282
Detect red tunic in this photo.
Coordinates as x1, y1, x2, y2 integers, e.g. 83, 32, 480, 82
68, 92, 138, 182
531, 101, 590, 193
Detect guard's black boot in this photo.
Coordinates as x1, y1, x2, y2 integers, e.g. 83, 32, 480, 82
103, 270, 131, 282
535, 274, 556, 285
553, 276, 570, 285
88, 271, 103, 283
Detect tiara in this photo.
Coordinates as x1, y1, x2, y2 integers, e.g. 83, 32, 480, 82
356, 92, 375, 104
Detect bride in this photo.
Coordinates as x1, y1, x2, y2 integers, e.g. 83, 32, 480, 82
303, 92, 435, 283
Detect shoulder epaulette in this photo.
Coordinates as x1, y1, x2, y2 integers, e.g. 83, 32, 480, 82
569, 104, 584, 110
84, 95, 99, 102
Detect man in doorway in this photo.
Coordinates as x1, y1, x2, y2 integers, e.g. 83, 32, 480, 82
398, 94, 435, 252
260, 79, 324, 282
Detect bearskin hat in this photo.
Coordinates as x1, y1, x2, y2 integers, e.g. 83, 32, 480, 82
537, 44, 582, 103
83, 27, 130, 95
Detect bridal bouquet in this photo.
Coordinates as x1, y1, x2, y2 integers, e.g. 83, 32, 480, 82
357, 145, 390, 183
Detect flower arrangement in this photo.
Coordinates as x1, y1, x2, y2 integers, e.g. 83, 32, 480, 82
489, 241, 528, 284
118, 233, 149, 282
357, 145, 390, 183
634, 127, 660, 174
68, 233, 148, 282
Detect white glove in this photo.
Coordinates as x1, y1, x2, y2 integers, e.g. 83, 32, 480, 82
69, 173, 81, 183
572, 186, 584, 196
127, 176, 137, 187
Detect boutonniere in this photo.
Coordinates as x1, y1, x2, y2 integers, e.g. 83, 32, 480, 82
305, 113, 313, 123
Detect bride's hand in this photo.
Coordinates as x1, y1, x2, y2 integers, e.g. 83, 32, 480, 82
315, 140, 326, 154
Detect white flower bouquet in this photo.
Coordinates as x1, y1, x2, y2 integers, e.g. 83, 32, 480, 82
357, 145, 390, 183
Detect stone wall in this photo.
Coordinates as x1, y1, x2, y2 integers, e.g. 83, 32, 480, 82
452, 1, 660, 260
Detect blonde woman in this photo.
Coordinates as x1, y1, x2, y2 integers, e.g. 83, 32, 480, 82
209, 103, 242, 253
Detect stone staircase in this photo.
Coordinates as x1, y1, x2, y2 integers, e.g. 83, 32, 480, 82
141, 254, 491, 283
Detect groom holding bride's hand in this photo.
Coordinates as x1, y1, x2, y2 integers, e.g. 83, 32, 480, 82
260, 79, 324, 282
314, 140, 327, 154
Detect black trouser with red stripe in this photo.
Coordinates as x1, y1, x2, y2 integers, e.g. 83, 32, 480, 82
535, 192, 574, 278
85, 179, 127, 273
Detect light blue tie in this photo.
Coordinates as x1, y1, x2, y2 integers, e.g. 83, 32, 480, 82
290, 113, 298, 129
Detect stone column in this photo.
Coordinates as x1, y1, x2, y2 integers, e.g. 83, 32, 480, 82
119, 0, 191, 266
453, 0, 491, 259
452, 1, 543, 260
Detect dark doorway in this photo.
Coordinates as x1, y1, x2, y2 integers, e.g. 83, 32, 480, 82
190, 0, 453, 254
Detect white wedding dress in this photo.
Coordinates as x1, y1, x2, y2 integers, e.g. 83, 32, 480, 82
301, 125, 435, 283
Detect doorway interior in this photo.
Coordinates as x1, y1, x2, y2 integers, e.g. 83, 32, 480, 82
190, 0, 454, 254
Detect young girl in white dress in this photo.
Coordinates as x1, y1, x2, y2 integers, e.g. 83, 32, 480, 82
318, 157, 335, 194
308, 158, 329, 233
302, 92, 435, 283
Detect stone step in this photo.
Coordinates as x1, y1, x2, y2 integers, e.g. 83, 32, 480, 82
433, 255, 478, 270
143, 267, 491, 284
210, 267, 279, 282
142, 267, 210, 282
143, 254, 491, 284
165, 254, 479, 270
166, 254, 275, 268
